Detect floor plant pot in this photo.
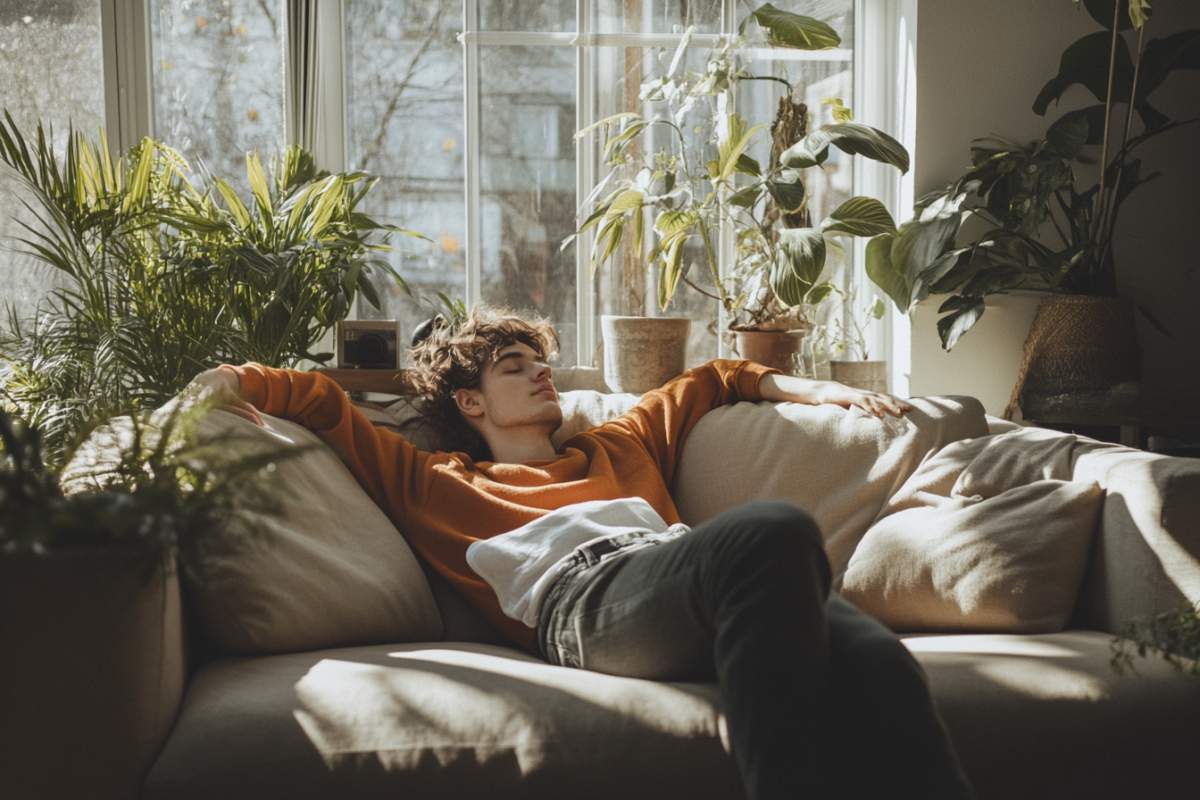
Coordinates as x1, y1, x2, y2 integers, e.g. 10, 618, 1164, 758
830, 360, 888, 393
600, 315, 691, 394
0, 546, 186, 800
1004, 293, 1139, 419
732, 328, 806, 374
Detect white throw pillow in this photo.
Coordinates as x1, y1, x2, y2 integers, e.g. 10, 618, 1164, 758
63, 409, 444, 655
841, 479, 1103, 633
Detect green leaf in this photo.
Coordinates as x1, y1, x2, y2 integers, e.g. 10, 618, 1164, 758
1034, 31, 1134, 115
604, 120, 649, 164
804, 281, 836, 306
246, 152, 272, 217
766, 169, 806, 213
657, 234, 687, 311
778, 227, 827, 285
607, 189, 644, 217
213, 178, 251, 228
822, 196, 897, 237
751, 3, 841, 50
936, 297, 985, 351
865, 233, 909, 311
654, 209, 698, 238
1128, 0, 1152, 29
718, 113, 766, 181
575, 111, 642, 141
1138, 30, 1200, 103
735, 153, 762, 177
729, 185, 763, 209
782, 123, 909, 173
1079, 0, 1134, 31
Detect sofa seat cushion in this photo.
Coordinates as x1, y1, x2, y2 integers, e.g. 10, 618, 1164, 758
146, 632, 1200, 799
907, 631, 1200, 799
144, 642, 744, 800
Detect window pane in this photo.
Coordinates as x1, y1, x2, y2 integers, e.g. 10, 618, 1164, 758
149, 0, 284, 185
345, 0, 464, 352
478, 46, 578, 365
593, 0, 723, 34
479, 1, 574, 32
0, 1, 105, 322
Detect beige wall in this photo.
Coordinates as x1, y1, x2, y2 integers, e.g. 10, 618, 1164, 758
909, 0, 1200, 427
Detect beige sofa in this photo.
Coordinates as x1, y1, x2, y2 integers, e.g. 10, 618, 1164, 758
7, 373, 1200, 799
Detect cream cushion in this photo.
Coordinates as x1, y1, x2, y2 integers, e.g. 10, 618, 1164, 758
63, 409, 443, 655
142, 634, 1200, 800
841, 480, 1103, 632
673, 396, 989, 577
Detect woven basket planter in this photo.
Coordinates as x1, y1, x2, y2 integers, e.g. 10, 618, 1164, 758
1005, 294, 1139, 419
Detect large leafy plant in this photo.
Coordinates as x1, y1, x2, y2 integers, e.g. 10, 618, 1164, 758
568, 4, 909, 329
867, 0, 1200, 350
0, 113, 420, 467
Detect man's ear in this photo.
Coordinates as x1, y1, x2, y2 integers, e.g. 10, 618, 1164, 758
453, 387, 485, 420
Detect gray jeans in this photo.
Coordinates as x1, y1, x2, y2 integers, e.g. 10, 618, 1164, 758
536, 500, 974, 800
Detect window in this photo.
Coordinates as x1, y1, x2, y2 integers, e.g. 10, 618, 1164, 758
148, 0, 285, 186
345, 0, 864, 367
2, 0, 912, 379
0, 1, 106, 322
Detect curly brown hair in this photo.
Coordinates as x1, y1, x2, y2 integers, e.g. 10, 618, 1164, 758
405, 305, 559, 460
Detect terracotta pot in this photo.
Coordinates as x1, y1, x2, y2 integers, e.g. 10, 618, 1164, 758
600, 315, 691, 394
830, 360, 888, 393
732, 329, 806, 374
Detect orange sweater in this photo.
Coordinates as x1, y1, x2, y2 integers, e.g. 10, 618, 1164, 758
232, 358, 778, 653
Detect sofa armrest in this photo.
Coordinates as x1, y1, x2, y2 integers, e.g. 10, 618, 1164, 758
1071, 445, 1200, 634
0, 550, 187, 799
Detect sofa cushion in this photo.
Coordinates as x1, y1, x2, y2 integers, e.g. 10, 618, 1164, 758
143, 642, 743, 800
672, 396, 989, 578
63, 409, 444, 655
908, 631, 1200, 799
841, 480, 1103, 633
143, 633, 1200, 800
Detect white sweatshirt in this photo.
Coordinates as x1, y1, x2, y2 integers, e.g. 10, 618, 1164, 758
465, 497, 685, 628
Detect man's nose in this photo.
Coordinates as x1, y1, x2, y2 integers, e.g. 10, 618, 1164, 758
534, 362, 552, 381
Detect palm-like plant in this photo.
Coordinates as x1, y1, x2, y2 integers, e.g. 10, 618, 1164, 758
0, 113, 421, 467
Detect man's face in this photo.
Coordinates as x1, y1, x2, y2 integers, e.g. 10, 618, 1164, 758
455, 341, 563, 434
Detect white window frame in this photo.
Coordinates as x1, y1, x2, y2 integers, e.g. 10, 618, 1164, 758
96, 0, 916, 383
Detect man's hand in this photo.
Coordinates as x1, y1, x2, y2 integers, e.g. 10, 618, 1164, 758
759, 373, 912, 417
189, 365, 264, 426
815, 382, 912, 418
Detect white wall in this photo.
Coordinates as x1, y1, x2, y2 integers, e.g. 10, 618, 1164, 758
909, 0, 1200, 426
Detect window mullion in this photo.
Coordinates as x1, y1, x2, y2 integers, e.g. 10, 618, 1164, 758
462, 0, 482, 311
103, 0, 153, 151
575, 0, 596, 367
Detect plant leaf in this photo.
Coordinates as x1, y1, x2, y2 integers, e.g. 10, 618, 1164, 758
751, 3, 841, 50
766, 169, 806, 213
936, 297, 985, 351
782, 122, 909, 173
778, 227, 827, 285
822, 196, 897, 237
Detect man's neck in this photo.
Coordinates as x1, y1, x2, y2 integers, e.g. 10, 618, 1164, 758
487, 430, 560, 464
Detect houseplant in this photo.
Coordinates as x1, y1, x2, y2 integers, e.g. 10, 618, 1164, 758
0, 113, 422, 467
568, 3, 909, 382
825, 288, 889, 393
865, 0, 1198, 415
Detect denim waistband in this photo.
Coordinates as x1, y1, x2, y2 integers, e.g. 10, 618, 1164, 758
536, 524, 689, 664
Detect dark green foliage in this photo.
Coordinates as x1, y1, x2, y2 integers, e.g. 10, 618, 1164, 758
1111, 603, 1200, 677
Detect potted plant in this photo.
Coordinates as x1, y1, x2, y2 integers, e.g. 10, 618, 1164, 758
0, 400, 289, 799
864, 0, 1199, 416
825, 289, 889, 393
567, 3, 909, 385
0, 113, 425, 467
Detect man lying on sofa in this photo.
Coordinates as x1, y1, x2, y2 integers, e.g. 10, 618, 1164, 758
202, 305, 975, 800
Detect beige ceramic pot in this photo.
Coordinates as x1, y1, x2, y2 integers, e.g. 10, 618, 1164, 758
600, 315, 691, 394
732, 329, 806, 374
830, 359, 889, 393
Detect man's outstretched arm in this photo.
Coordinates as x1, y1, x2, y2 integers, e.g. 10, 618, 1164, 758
759, 373, 912, 417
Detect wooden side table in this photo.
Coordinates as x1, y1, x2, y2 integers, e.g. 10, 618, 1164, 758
1021, 381, 1142, 448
